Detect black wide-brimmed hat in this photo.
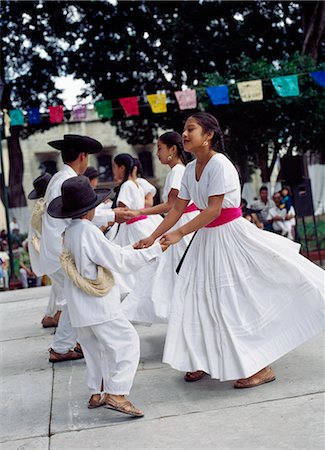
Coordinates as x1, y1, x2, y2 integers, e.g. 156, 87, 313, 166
84, 166, 99, 180
28, 173, 52, 200
47, 175, 111, 219
47, 134, 103, 154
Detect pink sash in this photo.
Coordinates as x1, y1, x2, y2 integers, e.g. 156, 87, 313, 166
126, 215, 148, 225
200, 207, 242, 227
184, 203, 198, 214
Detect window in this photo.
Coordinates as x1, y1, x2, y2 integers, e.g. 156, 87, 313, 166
39, 160, 57, 175
97, 154, 113, 182
138, 150, 154, 178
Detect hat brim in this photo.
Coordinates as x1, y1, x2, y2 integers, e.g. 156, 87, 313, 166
28, 189, 40, 200
48, 140, 101, 154
47, 189, 111, 219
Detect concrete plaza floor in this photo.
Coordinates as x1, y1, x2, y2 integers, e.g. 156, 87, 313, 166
0, 286, 324, 450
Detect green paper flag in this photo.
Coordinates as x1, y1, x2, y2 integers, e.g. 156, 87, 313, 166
95, 100, 113, 119
9, 109, 24, 126
271, 75, 300, 97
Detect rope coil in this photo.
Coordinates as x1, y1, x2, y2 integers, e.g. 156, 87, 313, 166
60, 250, 115, 297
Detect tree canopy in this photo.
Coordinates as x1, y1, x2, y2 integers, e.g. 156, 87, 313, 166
1, 0, 325, 206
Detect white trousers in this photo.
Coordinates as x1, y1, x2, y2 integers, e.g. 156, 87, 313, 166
50, 269, 77, 354
44, 272, 65, 317
77, 317, 140, 395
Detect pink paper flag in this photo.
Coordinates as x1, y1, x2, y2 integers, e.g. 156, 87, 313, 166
119, 97, 139, 116
72, 104, 87, 121
49, 106, 64, 123
174, 89, 197, 110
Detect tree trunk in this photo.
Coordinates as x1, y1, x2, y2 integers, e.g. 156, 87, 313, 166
7, 127, 27, 208
301, 1, 325, 62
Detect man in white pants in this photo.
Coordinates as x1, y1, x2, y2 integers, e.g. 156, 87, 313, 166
40, 135, 133, 363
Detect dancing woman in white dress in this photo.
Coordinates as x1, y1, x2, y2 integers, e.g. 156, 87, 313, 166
135, 112, 324, 387
122, 132, 199, 323
112, 154, 163, 294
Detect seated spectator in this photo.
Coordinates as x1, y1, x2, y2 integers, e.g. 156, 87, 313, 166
251, 186, 274, 231
267, 192, 296, 240
19, 240, 42, 288
241, 198, 264, 229
9, 217, 22, 246
280, 186, 293, 213
0, 242, 9, 290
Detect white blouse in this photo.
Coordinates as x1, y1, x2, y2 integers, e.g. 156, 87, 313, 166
117, 179, 145, 209
178, 153, 241, 209
63, 219, 162, 327
162, 164, 185, 203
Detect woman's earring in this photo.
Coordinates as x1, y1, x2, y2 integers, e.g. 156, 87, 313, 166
204, 141, 208, 146
167, 155, 173, 161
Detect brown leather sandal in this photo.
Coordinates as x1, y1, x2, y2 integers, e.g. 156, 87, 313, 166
88, 394, 104, 409
234, 367, 276, 389
103, 394, 144, 417
184, 370, 207, 382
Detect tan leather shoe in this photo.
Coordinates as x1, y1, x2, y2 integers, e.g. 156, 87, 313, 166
49, 348, 84, 363
234, 367, 276, 389
41, 310, 61, 328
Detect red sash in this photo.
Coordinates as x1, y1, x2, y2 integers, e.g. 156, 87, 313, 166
184, 203, 198, 214
200, 207, 242, 227
126, 215, 148, 225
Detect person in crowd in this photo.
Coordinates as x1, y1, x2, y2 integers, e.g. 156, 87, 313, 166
19, 240, 42, 288
0, 242, 9, 290
122, 131, 199, 324
251, 186, 274, 231
241, 198, 263, 229
47, 175, 167, 416
280, 186, 293, 213
9, 217, 22, 245
268, 191, 296, 240
135, 111, 324, 387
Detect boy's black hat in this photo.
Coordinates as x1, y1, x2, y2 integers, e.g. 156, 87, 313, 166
47, 175, 111, 219
28, 173, 52, 200
47, 134, 103, 154
84, 166, 99, 180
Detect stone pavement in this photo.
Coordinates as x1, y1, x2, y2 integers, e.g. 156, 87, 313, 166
0, 286, 324, 450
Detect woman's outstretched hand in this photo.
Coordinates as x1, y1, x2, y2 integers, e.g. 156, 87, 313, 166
160, 230, 183, 246
133, 235, 155, 249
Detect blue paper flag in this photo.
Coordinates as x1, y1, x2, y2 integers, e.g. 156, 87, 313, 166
206, 85, 229, 105
27, 108, 41, 124
310, 71, 325, 87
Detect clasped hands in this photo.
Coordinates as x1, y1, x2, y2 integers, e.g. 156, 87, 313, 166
133, 230, 184, 253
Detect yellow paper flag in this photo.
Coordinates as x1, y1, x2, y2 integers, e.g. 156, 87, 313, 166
147, 93, 167, 113
237, 80, 263, 102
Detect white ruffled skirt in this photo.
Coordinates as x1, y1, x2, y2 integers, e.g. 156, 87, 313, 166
112, 215, 164, 295
122, 210, 199, 324
162, 217, 325, 381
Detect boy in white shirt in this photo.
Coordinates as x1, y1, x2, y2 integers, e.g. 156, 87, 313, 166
48, 175, 166, 417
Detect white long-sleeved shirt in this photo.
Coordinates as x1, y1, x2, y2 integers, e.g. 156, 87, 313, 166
63, 219, 162, 327
39, 164, 115, 275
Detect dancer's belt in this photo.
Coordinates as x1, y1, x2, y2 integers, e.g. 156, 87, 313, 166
200, 207, 242, 227
184, 203, 198, 214
126, 215, 148, 225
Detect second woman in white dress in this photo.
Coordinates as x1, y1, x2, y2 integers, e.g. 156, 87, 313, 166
122, 132, 199, 324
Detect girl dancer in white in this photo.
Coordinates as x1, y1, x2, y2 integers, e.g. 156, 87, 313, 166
122, 132, 199, 323
136, 112, 324, 387
112, 154, 163, 293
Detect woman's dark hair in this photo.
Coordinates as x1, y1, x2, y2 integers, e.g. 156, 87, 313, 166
133, 158, 143, 177
159, 131, 187, 165
187, 112, 225, 152
112, 153, 135, 208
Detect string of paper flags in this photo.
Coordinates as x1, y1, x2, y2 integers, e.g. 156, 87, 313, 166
4, 70, 325, 129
